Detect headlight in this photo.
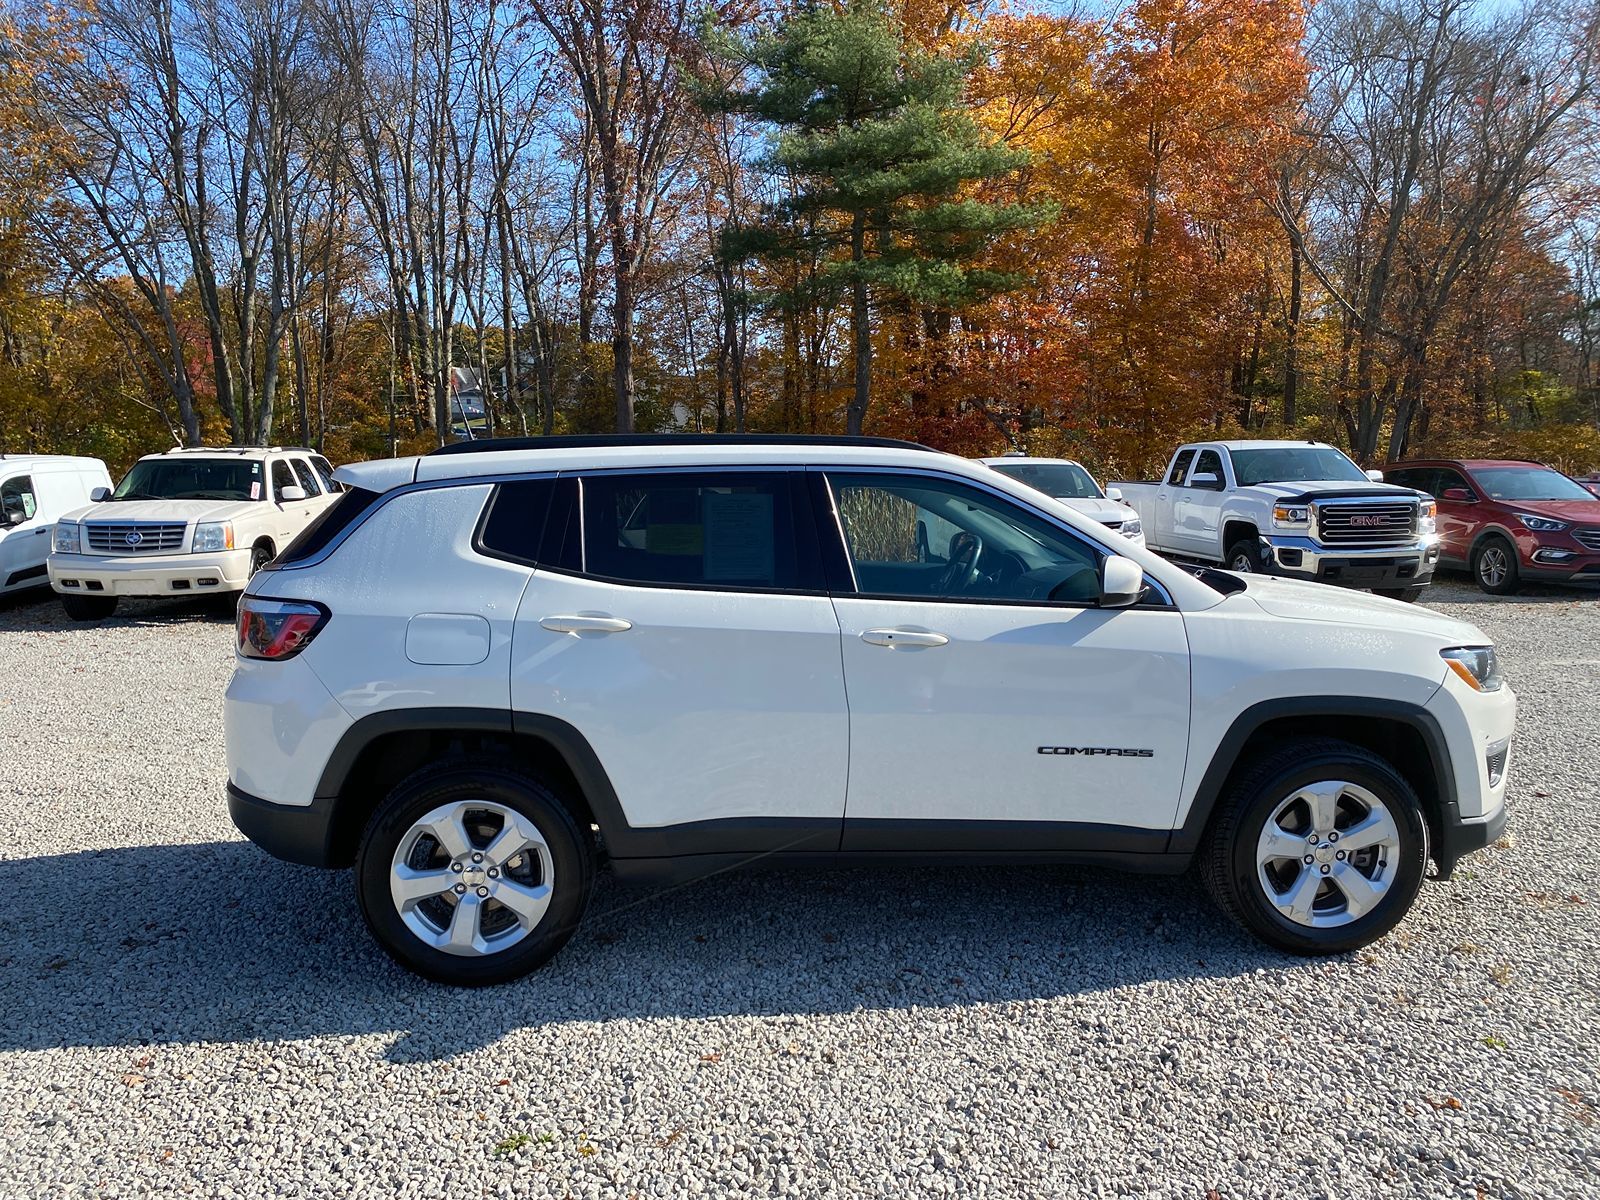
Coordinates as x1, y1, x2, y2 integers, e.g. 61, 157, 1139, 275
1441, 646, 1503, 693
192, 522, 234, 552
1418, 499, 1437, 535
52, 522, 80, 553
1272, 504, 1310, 526
1120, 519, 1142, 539
1515, 513, 1568, 532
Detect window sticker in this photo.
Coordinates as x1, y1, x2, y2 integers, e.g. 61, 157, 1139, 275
703, 491, 775, 581
250, 481, 261, 500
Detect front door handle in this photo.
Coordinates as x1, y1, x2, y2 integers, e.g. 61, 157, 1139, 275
540, 614, 633, 634
861, 628, 949, 648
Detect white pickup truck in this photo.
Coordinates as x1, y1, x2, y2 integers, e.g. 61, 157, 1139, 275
1113, 440, 1441, 600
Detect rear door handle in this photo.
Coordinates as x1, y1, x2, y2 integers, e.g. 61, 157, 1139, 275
540, 614, 633, 634
861, 628, 948, 648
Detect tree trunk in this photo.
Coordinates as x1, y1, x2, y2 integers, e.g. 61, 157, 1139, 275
847, 211, 870, 436
1283, 241, 1302, 425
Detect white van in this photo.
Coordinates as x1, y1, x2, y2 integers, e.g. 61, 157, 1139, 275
0, 455, 113, 595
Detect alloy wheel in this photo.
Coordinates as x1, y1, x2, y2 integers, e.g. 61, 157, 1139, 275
1478, 546, 1509, 589
389, 800, 555, 956
1255, 780, 1401, 929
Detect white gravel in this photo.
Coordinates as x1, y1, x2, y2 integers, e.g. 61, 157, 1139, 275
1, 576, 1597, 1199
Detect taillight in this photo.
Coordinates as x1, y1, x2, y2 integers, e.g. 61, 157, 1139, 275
237, 597, 329, 660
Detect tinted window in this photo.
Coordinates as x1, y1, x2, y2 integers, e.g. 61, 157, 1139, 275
1167, 450, 1195, 486
274, 488, 386, 566
114, 457, 263, 502
1191, 450, 1224, 484
828, 473, 1103, 604
580, 472, 815, 591
1386, 468, 1436, 495
1435, 468, 1472, 497
1230, 446, 1366, 485
989, 461, 1102, 499
290, 459, 322, 496
1471, 467, 1596, 502
476, 478, 557, 566
270, 460, 295, 498
311, 456, 343, 493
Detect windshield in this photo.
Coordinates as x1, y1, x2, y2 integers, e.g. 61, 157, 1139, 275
989, 462, 1103, 499
1473, 467, 1597, 503
1231, 447, 1367, 485
112, 458, 263, 502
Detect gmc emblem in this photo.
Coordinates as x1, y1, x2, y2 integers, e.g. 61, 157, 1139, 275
1350, 514, 1386, 526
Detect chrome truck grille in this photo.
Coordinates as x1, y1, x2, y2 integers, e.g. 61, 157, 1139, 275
84, 522, 187, 554
1313, 502, 1417, 547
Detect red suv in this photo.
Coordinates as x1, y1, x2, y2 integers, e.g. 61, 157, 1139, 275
1385, 459, 1600, 594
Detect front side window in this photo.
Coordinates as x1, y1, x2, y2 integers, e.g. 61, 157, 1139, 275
1, 474, 36, 523
113, 458, 264, 502
1231, 447, 1366, 485
270, 460, 296, 498
828, 473, 1103, 604
1190, 450, 1225, 485
988, 461, 1103, 499
1470, 466, 1596, 503
580, 472, 814, 591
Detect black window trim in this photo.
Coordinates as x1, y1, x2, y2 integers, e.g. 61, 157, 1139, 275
814, 466, 1175, 611
1166, 449, 1196, 487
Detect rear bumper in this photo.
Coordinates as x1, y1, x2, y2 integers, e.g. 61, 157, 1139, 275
228, 782, 340, 867
1260, 535, 1439, 589
50, 549, 252, 596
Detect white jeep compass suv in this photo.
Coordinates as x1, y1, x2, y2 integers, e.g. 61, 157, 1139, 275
225, 435, 1515, 985
49, 446, 342, 620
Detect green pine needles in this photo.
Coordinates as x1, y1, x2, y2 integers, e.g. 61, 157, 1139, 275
698, 1, 1052, 433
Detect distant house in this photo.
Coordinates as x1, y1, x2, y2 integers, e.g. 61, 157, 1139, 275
449, 367, 488, 437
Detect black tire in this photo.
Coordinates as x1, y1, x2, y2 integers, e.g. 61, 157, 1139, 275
61, 593, 118, 621
1375, 586, 1425, 603
1225, 539, 1262, 574
356, 759, 595, 986
1199, 737, 1428, 955
1471, 536, 1520, 595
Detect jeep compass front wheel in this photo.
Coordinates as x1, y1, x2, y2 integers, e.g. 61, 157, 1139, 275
1200, 738, 1428, 955
356, 762, 595, 985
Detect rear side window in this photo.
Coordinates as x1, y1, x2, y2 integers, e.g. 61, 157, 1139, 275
1166, 450, 1195, 486
579, 472, 819, 591
274, 488, 385, 566
311, 456, 343, 493
477, 478, 557, 566
290, 458, 322, 495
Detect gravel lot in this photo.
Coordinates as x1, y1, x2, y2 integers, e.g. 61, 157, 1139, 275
1, 577, 1597, 1199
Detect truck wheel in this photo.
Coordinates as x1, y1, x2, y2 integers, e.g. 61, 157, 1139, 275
1225, 539, 1262, 573
1199, 738, 1428, 955
1375, 587, 1425, 603
61, 594, 118, 622
1472, 537, 1520, 595
356, 760, 595, 986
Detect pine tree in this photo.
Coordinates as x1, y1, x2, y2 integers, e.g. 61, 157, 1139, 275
700, 1, 1051, 434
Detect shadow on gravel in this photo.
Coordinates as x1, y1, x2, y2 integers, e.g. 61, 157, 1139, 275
0, 592, 234, 628
0, 841, 1285, 1062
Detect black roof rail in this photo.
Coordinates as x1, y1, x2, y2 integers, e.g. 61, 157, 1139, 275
427, 433, 938, 457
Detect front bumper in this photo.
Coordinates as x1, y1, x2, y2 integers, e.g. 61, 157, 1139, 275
1520, 546, 1600, 584
49, 548, 253, 597
1256, 534, 1440, 590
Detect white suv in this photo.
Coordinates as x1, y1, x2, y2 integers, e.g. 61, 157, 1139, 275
49, 446, 342, 620
225, 435, 1515, 985
978, 454, 1145, 546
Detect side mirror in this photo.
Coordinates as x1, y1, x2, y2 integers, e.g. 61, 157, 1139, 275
1441, 487, 1475, 503
1366, 468, 1385, 483
1106, 487, 1124, 503
1189, 472, 1222, 490
278, 485, 308, 502
1, 504, 23, 527
89, 486, 112, 503
1099, 555, 1145, 608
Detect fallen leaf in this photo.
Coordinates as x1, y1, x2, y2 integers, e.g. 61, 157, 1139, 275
1424, 1095, 1463, 1111
699, 1052, 721, 1063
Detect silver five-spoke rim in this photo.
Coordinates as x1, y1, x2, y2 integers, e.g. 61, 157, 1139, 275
1231, 553, 1254, 573
1479, 546, 1508, 588
390, 800, 555, 957
1256, 780, 1401, 929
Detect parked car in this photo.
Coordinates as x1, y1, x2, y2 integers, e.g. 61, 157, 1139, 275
1112, 440, 1439, 600
49, 446, 342, 621
977, 454, 1145, 546
1572, 473, 1600, 499
0, 454, 113, 596
1385, 459, 1600, 594
225, 434, 1514, 985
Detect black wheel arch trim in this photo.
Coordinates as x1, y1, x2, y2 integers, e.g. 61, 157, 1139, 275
1168, 695, 1464, 869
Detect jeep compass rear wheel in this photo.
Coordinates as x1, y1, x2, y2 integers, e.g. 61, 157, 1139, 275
1200, 738, 1428, 955
356, 762, 594, 985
